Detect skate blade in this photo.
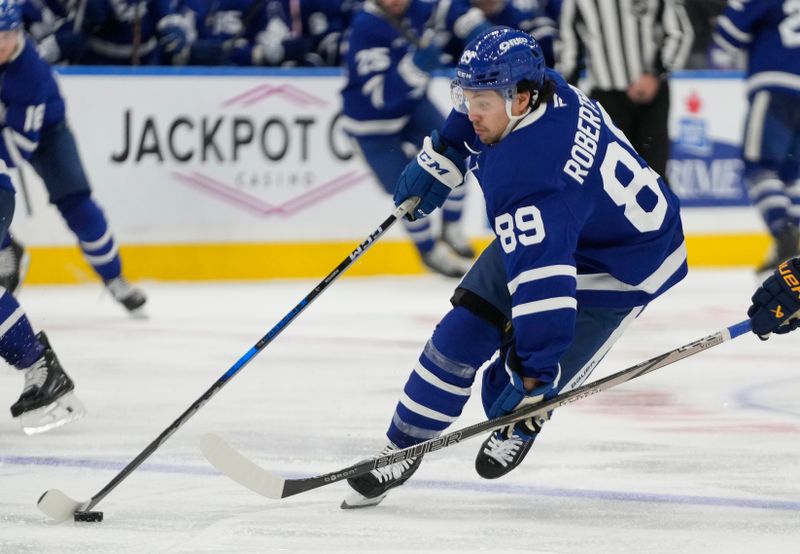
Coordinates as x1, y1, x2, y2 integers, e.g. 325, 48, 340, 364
19, 392, 86, 435
340, 491, 387, 510
127, 306, 149, 320
13, 249, 31, 294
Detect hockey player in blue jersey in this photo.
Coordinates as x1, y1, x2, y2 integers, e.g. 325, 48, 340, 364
442, 0, 558, 67
183, 0, 350, 67
0, 0, 146, 314
0, 0, 85, 434
74, 0, 191, 65
341, 26, 687, 508
341, 0, 493, 278
713, 0, 800, 276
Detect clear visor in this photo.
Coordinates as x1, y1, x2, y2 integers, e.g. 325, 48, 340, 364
450, 80, 517, 116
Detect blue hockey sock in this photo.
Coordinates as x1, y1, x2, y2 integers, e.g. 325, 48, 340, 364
0, 290, 42, 368
745, 165, 791, 235
442, 185, 466, 223
789, 178, 800, 226
403, 217, 435, 253
57, 193, 122, 281
387, 306, 503, 448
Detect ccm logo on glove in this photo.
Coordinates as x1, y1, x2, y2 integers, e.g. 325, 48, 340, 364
418, 151, 451, 176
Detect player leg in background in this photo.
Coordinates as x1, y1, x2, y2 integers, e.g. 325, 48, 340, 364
0, 232, 29, 293
403, 98, 475, 259
351, 126, 472, 276
742, 90, 800, 276
341, 241, 509, 509
27, 121, 147, 314
630, 80, 670, 182
0, 187, 85, 434
591, 85, 670, 182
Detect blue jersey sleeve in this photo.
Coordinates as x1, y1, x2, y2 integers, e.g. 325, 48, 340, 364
343, 12, 429, 119
0, 43, 53, 168
713, 0, 775, 51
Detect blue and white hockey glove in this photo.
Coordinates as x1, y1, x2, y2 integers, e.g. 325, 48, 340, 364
393, 130, 465, 220
748, 257, 800, 340
487, 349, 557, 437
158, 15, 194, 59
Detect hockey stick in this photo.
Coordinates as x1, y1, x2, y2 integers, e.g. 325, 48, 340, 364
201, 320, 753, 500
36, 197, 420, 522
2, 128, 34, 216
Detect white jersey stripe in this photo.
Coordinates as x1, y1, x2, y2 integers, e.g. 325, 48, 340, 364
576, 241, 687, 295
512, 297, 577, 318
399, 392, 459, 423
507, 265, 577, 295
413, 363, 472, 397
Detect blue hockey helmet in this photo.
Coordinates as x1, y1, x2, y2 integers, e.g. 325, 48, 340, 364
451, 26, 546, 114
0, 0, 21, 32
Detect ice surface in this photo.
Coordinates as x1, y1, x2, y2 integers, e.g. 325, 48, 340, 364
1, 269, 798, 553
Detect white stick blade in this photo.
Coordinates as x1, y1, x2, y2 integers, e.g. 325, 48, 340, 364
201, 433, 285, 499
37, 489, 87, 522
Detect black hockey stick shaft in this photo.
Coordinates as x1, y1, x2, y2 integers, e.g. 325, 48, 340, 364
70, 197, 418, 513
275, 320, 752, 498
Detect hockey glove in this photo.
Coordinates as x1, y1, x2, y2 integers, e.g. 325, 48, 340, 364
158, 16, 193, 57
486, 348, 557, 437
748, 257, 800, 340
393, 130, 465, 220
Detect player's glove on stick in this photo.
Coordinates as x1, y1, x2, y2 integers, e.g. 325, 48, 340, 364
487, 348, 557, 437
393, 130, 465, 220
748, 257, 800, 340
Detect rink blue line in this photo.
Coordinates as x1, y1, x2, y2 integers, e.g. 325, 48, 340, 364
409, 479, 800, 512
3, 455, 799, 512
733, 377, 800, 419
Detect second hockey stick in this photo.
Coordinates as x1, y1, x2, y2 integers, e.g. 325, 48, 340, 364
201, 320, 753, 500
36, 197, 420, 522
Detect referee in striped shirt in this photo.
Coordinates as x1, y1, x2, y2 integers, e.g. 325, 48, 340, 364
556, 0, 693, 180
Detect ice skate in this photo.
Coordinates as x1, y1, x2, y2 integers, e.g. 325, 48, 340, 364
420, 241, 473, 278
341, 444, 422, 509
442, 221, 475, 259
10, 332, 86, 435
105, 276, 148, 316
0, 236, 29, 294
756, 224, 800, 278
475, 418, 545, 479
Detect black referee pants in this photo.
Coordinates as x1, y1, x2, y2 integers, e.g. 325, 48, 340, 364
591, 81, 671, 182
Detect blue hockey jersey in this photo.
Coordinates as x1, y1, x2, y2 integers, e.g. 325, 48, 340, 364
0, 36, 65, 187
442, 1, 558, 67
442, 70, 686, 376
341, 0, 487, 136
713, 0, 800, 97
80, 0, 182, 65
183, 0, 349, 66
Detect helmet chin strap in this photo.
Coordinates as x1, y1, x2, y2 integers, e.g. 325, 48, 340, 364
498, 101, 533, 142
497, 87, 539, 142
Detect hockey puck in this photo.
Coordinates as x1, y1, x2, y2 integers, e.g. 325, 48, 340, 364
73, 511, 103, 523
